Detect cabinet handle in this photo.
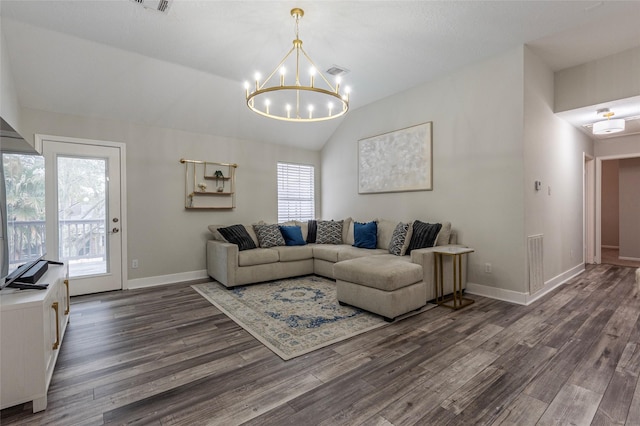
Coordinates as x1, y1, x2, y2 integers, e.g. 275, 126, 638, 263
64, 279, 70, 315
52, 302, 60, 350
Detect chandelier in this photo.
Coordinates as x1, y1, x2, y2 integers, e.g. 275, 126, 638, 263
244, 8, 350, 122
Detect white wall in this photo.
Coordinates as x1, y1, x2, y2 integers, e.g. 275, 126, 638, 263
619, 157, 640, 259
523, 47, 593, 290
321, 47, 527, 294
555, 46, 640, 112
19, 107, 321, 281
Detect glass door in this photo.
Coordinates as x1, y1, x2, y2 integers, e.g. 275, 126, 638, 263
43, 139, 123, 295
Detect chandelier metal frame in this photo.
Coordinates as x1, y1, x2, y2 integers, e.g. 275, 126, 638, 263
245, 8, 350, 123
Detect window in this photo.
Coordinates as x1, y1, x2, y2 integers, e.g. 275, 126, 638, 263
277, 162, 315, 222
1, 153, 46, 275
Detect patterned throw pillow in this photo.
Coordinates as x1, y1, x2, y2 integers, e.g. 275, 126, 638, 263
253, 224, 286, 248
217, 224, 257, 251
406, 220, 442, 254
388, 222, 410, 256
315, 220, 343, 244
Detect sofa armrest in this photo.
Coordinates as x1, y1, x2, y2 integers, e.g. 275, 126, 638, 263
206, 240, 239, 287
410, 244, 468, 301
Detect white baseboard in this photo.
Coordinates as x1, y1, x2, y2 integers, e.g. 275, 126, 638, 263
619, 256, 640, 262
127, 269, 209, 290
465, 282, 528, 305
466, 263, 585, 306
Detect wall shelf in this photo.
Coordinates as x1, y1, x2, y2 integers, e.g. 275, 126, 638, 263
180, 159, 237, 209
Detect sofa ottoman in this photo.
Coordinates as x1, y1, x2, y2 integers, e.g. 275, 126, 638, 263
333, 255, 426, 322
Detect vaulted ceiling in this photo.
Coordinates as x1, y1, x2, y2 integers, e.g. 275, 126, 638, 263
2, 1, 639, 149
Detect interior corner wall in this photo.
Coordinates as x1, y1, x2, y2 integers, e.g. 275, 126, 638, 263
321, 47, 527, 294
554, 46, 640, 112
0, 21, 23, 135
600, 160, 619, 247
618, 157, 640, 259
523, 47, 593, 288
19, 107, 321, 281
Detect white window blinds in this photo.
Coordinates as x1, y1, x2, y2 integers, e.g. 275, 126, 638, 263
277, 162, 315, 222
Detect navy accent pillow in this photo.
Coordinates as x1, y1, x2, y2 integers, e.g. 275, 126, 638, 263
406, 220, 442, 254
306, 220, 317, 243
353, 221, 378, 249
218, 224, 257, 251
279, 225, 307, 246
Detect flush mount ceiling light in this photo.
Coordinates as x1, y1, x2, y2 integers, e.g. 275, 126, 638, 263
592, 108, 625, 135
244, 8, 350, 123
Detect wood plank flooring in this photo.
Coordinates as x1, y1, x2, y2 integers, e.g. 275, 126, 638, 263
1, 264, 638, 425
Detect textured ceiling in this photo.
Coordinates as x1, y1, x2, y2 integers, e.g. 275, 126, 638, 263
1, 1, 639, 149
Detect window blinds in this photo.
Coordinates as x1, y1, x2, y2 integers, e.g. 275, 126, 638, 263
277, 162, 315, 222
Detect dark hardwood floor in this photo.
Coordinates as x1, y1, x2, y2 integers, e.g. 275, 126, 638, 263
2, 264, 639, 425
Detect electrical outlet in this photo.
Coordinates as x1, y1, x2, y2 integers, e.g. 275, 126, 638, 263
132, 259, 139, 269
485, 263, 492, 273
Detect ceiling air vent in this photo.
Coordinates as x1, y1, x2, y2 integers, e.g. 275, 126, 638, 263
326, 65, 350, 77
130, 0, 172, 14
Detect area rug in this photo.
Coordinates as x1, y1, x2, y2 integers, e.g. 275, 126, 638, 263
192, 275, 434, 360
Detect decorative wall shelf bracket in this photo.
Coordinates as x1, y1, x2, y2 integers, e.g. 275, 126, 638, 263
180, 158, 238, 209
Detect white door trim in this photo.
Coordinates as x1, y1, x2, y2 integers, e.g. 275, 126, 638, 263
584, 153, 595, 264
595, 152, 640, 265
35, 134, 128, 290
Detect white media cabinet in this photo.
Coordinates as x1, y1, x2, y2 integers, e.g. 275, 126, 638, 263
0, 263, 70, 412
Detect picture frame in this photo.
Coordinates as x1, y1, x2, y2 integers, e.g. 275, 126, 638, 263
358, 122, 433, 194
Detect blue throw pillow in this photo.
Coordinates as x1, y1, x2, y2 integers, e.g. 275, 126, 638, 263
279, 225, 307, 246
353, 221, 377, 249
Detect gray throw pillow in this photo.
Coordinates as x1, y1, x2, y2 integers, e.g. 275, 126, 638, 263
388, 222, 410, 256
315, 220, 343, 244
253, 224, 286, 248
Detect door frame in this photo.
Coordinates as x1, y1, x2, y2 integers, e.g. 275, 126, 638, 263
35, 134, 128, 290
595, 152, 640, 264
584, 153, 595, 264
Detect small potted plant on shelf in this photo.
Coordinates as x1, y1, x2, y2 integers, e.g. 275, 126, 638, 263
214, 170, 225, 192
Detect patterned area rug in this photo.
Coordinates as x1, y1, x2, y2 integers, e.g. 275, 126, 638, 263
192, 275, 434, 360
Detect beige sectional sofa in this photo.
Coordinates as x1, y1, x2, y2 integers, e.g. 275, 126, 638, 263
206, 218, 467, 319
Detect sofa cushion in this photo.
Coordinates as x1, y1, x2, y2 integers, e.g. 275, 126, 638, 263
388, 222, 410, 256
253, 224, 286, 248
376, 219, 398, 249
294, 220, 309, 241
436, 221, 452, 246
353, 221, 378, 249
271, 245, 314, 262
342, 217, 353, 244
316, 220, 343, 244
238, 248, 280, 266
279, 225, 307, 246
407, 221, 442, 254
217, 224, 257, 251
312, 244, 342, 262
333, 255, 422, 292
337, 246, 388, 262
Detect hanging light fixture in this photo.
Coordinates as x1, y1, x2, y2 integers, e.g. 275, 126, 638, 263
592, 108, 625, 135
244, 8, 350, 122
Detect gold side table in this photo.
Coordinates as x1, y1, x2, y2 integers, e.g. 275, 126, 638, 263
433, 247, 474, 310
